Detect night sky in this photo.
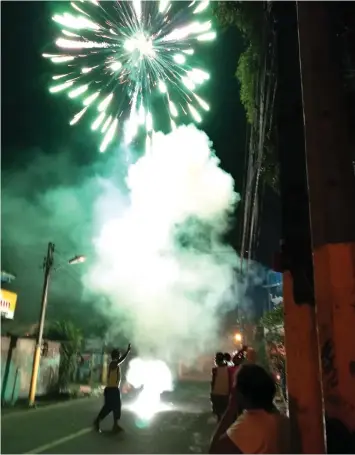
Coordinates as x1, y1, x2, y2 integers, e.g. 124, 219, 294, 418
1, 1, 247, 330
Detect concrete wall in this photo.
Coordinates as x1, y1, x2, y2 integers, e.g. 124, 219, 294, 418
76, 352, 103, 384
1, 336, 60, 404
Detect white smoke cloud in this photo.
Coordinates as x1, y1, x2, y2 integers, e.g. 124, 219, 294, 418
84, 125, 241, 365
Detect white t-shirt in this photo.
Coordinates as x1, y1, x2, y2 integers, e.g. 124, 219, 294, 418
226, 409, 291, 454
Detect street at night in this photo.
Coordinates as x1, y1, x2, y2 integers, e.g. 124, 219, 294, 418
2, 1, 355, 453
1, 382, 214, 454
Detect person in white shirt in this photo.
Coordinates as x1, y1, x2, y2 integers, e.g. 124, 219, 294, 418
224, 352, 233, 366
209, 363, 291, 454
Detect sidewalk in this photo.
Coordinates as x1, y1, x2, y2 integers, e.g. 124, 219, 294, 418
1, 384, 104, 416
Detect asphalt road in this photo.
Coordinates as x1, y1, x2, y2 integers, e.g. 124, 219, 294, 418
1, 382, 216, 454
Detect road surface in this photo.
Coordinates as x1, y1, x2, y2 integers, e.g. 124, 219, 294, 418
1, 382, 216, 454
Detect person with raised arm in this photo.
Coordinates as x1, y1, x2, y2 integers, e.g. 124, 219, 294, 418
210, 352, 231, 422
94, 343, 131, 433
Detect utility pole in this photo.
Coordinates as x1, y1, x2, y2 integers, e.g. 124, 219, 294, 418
28, 242, 55, 406
297, 3, 355, 452
274, 2, 326, 453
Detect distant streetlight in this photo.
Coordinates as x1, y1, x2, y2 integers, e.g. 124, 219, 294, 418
28, 243, 86, 407
68, 255, 86, 265
1, 270, 16, 283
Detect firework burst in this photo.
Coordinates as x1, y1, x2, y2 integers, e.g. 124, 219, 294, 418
43, 0, 216, 152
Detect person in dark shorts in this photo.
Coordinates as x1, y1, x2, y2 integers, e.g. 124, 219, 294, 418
211, 352, 231, 421
94, 344, 131, 433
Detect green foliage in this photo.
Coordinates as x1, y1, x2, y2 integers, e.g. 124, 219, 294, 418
46, 320, 83, 391
236, 44, 259, 124
215, 2, 264, 44
260, 305, 285, 378
260, 305, 284, 344
261, 304, 283, 330
215, 2, 281, 191
215, 2, 264, 125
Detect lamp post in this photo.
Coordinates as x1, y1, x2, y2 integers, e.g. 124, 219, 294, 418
28, 243, 86, 407
1, 271, 16, 284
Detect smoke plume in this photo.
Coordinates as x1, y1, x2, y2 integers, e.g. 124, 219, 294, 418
1, 149, 128, 330
85, 125, 241, 364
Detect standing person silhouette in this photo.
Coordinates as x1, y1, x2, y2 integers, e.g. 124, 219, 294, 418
94, 344, 131, 433
211, 352, 231, 421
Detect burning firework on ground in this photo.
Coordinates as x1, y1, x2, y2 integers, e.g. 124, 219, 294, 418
126, 357, 173, 422
43, 0, 215, 152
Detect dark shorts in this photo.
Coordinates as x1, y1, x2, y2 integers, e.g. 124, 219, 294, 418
104, 387, 121, 420
210, 393, 229, 417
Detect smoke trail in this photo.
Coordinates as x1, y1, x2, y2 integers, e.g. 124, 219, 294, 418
84, 124, 241, 365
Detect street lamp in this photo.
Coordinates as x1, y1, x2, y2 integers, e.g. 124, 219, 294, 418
1, 270, 16, 283
68, 255, 86, 265
28, 243, 86, 407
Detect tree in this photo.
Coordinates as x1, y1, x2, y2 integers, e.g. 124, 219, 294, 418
259, 304, 286, 402
215, 2, 265, 124
215, 2, 280, 191
46, 320, 83, 391
236, 44, 259, 123
216, 1, 264, 44
260, 304, 285, 378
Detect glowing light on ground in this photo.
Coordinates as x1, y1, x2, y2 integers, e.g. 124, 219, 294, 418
126, 389, 172, 421
126, 357, 173, 421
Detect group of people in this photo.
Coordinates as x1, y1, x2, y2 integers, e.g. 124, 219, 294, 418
92, 343, 292, 453
209, 347, 291, 454
210, 349, 247, 422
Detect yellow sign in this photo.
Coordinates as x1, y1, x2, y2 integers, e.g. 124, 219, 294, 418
0, 289, 18, 319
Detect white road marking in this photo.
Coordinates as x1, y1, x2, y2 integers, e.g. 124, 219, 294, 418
25, 427, 92, 454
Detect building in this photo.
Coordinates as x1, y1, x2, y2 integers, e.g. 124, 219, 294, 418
1, 270, 18, 321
